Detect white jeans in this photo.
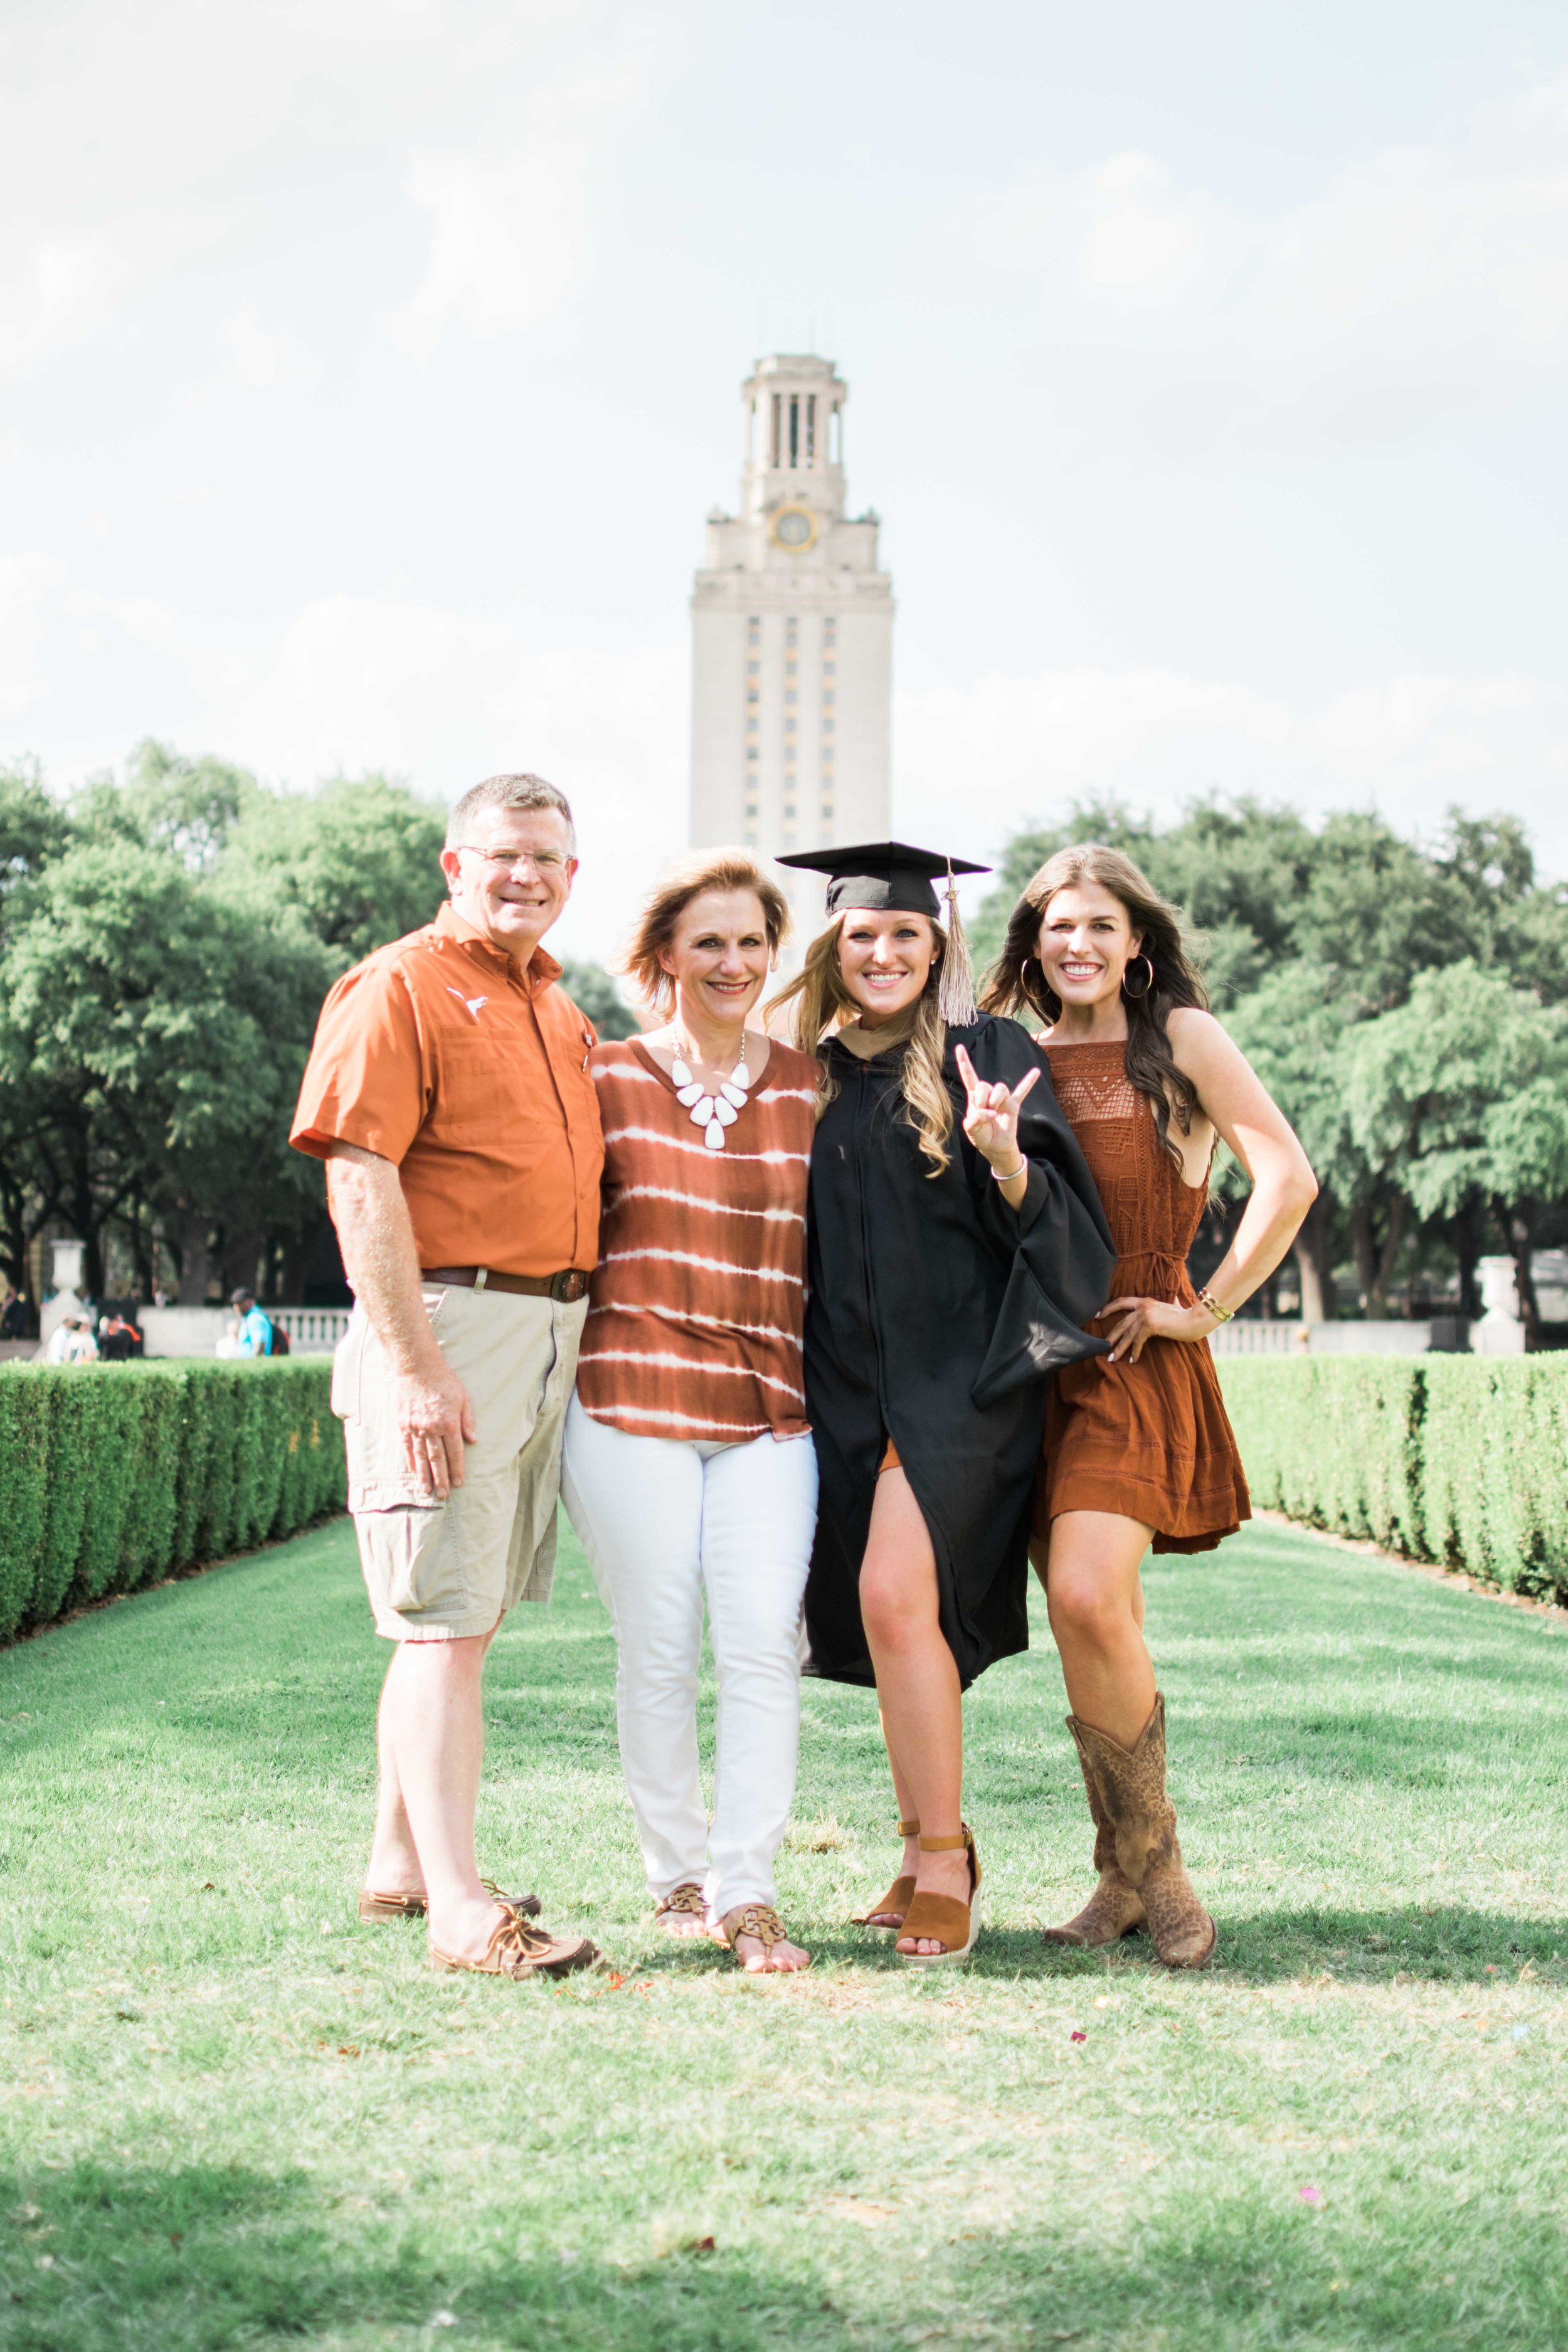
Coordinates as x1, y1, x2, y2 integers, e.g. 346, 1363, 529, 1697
561, 1397, 818, 1922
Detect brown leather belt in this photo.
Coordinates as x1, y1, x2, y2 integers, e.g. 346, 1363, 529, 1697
422, 1265, 591, 1303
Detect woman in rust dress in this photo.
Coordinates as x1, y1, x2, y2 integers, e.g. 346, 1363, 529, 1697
983, 844, 1316, 1968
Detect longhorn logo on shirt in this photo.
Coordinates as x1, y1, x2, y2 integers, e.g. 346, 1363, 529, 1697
447, 988, 489, 1020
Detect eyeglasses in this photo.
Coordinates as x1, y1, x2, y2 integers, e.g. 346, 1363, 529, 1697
452, 844, 570, 874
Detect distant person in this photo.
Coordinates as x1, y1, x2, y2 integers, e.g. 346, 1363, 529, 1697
46, 1315, 98, 1365
561, 852, 820, 1974
231, 1288, 287, 1355
98, 1308, 142, 1362
1, 1286, 28, 1339
984, 843, 1317, 1968
291, 771, 603, 1983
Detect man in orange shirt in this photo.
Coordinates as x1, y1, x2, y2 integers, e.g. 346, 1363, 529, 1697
292, 771, 605, 1980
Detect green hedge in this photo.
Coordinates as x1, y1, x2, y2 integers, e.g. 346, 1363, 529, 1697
1219, 1353, 1568, 1604
0, 1360, 346, 1645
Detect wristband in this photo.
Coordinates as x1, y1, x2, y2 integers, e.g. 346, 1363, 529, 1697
990, 1160, 1027, 1185
1197, 1286, 1233, 1323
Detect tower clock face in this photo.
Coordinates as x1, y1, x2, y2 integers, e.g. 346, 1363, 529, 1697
771, 506, 817, 551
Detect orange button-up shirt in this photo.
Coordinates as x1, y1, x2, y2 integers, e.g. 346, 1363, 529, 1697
290, 901, 604, 1278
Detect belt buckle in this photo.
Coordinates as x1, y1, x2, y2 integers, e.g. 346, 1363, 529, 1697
551, 1269, 588, 1304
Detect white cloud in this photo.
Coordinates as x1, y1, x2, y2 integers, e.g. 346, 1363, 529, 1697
70, 588, 688, 958
0, 0, 604, 383
223, 305, 287, 387
0, 555, 65, 718
386, 70, 641, 358
895, 664, 1568, 876
976, 79, 1568, 455
0, 214, 227, 387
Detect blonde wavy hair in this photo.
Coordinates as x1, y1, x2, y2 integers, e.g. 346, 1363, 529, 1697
622, 849, 790, 1014
766, 914, 956, 1175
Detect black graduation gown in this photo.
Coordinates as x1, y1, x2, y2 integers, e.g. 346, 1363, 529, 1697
802, 1013, 1116, 1692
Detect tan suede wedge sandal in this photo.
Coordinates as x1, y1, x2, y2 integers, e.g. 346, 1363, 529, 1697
896, 1826, 981, 1968
852, 1818, 921, 1932
721, 1903, 811, 1973
1041, 1724, 1145, 1949
358, 1880, 541, 1926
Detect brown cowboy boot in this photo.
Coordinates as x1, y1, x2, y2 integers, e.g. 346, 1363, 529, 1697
1069, 1695, 1216, 1970
1041, 1721, 1145, 1948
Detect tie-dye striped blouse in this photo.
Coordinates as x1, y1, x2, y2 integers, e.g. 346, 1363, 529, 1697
574, 1036, 818, 1443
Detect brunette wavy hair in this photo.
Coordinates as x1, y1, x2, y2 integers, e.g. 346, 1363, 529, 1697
621, 849, 791, 1014
765, 915, 957, 1175
979, 842, 1207, 1165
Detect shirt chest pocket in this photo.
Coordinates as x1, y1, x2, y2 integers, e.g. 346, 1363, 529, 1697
437, 1034, 541, 1148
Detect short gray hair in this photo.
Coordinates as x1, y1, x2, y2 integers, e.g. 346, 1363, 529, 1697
446, 772, 576, 853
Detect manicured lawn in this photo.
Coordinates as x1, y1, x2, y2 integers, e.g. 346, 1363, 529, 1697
1, 1510, 1565, 2351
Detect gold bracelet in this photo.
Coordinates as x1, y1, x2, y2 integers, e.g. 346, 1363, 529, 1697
1197, 1286, 1233, 1324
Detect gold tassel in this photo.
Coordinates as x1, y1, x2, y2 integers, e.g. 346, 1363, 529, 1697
936, 860, 978, 1027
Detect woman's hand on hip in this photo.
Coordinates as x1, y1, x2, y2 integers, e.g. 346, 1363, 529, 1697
953, 1044, 1039, 1172
1098, 1296, 1215, 1365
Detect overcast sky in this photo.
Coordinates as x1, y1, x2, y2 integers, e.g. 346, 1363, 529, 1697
4, 0, 1565, 958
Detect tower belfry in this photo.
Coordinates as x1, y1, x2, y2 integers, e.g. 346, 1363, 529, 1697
689, 354, 894, 941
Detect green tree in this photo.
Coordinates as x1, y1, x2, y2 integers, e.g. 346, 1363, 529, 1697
218, 774, 447, 967
0, 840, 334, 1299
1345, 963, 1568, 1338
557, 960, 638, 1041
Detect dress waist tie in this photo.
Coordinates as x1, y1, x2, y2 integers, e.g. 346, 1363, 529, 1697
1108, 1247, 1195, 1306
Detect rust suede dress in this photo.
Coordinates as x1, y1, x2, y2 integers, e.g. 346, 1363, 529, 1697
1037, 1039, 1250, 1554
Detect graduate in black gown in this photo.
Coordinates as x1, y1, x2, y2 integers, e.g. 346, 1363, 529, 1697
771, 842, 1115, 1964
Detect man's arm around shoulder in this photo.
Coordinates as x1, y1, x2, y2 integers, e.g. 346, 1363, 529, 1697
326, 1145, 477, 1500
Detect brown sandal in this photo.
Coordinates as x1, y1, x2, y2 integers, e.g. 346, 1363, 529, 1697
654, 1882, 709, 1931
431, 1912, 597, 1980
852, 1818, 921, 1931
897, 1826, 981, 1967
721, 1902, 810, 1972
358, 1878, 541, 1925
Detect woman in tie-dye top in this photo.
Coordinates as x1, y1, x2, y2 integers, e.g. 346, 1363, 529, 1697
561, 851, 820, 1973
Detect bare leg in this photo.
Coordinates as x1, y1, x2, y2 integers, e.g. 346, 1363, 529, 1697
857, 1468, 970, 1956
379, 1628, 511, 1962
1041, 1511, 1158, 1747
859, 1704, 921, 1927
364, 1663, 426, 1899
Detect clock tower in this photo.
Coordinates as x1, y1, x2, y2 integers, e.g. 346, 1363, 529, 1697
689, 353, 894, 945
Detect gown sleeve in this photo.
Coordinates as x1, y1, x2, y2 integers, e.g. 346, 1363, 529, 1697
951, 1016, 1117, 1406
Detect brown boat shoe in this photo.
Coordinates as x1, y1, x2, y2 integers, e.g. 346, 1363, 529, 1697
431, 1910, 598, 1981
358, 1878, 542, 1926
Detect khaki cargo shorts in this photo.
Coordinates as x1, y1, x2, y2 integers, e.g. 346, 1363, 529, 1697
331, 1282, 588, 1642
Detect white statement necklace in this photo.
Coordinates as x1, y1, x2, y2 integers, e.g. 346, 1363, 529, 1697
669, 1039, 753, 1150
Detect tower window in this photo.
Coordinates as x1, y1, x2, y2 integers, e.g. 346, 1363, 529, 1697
788, 395, 800, 467
770, 396, 781, 468
806, 394, 816, 467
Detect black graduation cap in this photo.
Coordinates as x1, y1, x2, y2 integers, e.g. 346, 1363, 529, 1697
775, 839, 990, 919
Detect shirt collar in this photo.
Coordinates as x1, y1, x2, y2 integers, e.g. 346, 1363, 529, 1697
435, 897, 562, 994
